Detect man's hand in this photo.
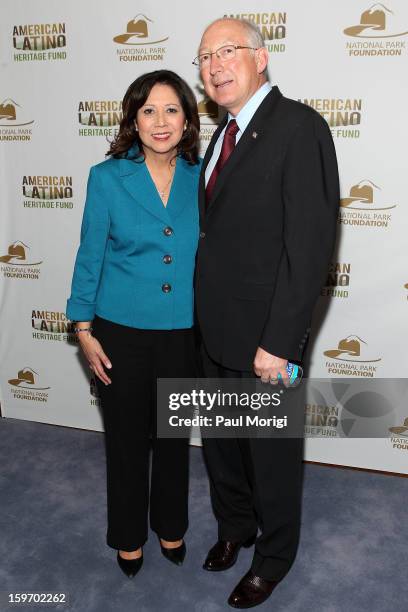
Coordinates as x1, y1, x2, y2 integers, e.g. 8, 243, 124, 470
253, 347, 289, 386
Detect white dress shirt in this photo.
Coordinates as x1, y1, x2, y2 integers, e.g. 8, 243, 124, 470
205, 81, 272, 186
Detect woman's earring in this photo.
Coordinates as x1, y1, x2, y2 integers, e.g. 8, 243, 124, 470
184, 123, 187, 131
134, 122, 138, 131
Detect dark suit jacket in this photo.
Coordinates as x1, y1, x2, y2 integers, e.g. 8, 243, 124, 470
195, 85, 340, 371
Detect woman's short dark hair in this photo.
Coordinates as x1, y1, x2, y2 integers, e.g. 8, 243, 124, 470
107, 70, 200, 165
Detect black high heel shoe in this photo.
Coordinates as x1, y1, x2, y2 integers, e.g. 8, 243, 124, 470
117, 550, 143, 578
160, 539, 186, 566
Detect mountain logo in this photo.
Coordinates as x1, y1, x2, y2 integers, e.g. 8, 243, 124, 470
324, 335, 381, 363
0, 98, 34, 127
8, 367, 50, 390
340, 180, 396, 210
0, 241, 42, 265
0, 99, 17, 120
344, 3, 408, 38
113, 14, 168, 45
389, 417, 408, 437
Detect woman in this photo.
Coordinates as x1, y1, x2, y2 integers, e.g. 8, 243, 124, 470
66, 70, 201, 578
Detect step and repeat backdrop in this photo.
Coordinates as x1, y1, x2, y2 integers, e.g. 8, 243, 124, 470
1, 0, 407, 473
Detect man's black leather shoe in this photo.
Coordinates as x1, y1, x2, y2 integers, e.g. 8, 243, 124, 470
203, 534, 256, 571
228, 570, 280, 608
116, 551, 143, 578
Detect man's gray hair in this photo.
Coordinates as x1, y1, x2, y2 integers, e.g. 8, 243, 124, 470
219, 17, 265, 48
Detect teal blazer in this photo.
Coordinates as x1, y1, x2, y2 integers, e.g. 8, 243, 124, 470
66, 151, 201, 329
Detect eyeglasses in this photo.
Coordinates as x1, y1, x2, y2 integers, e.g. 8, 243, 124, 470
192, 44, 259, 67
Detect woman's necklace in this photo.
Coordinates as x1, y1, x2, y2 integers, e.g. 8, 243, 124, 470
146, 159, 176, 205
158, 171, 174, 201
145, 156, 176, 205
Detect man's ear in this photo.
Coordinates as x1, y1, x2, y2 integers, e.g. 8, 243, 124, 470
255, 47, 269, 75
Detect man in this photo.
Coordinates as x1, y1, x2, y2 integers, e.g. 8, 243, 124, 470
194, 17, 339, 609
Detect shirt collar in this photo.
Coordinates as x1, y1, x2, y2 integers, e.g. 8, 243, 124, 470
228, 82, 272, 135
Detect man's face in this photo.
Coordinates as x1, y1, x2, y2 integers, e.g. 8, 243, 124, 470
199, 21, 267, 116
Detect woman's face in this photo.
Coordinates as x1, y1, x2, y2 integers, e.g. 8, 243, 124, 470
135, 83, 186, 157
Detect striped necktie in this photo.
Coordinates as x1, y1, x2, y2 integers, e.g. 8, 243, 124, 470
206, 119, 239, 206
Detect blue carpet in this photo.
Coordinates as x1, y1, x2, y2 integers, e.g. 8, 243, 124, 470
0, 417, 407, 611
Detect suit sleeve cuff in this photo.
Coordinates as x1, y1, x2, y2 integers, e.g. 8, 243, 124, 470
66, 299, 96, 322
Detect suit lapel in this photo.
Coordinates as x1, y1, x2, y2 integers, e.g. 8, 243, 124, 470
119, 156, 171, 225
199, 116, 227, 220
166, 157, 198, 220
206, 86, 283, 214
202, 116, 228, 174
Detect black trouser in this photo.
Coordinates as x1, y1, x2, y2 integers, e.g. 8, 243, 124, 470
93, 315, 196, 552
200, 344, 304, 582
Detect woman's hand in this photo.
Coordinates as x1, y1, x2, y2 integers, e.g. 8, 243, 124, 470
78, 332, 112, 385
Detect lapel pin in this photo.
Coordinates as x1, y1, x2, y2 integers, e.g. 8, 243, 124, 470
252, 131, 258, 139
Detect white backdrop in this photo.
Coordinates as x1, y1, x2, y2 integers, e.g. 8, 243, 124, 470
1, 0, 407, 473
